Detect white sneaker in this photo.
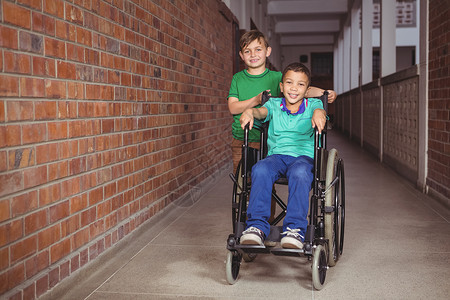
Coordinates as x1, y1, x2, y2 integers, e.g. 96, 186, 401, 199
240, 227, 265, 246
280, 227, 304, 249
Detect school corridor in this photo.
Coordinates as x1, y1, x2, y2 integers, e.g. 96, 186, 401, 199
39, 130, 450, 300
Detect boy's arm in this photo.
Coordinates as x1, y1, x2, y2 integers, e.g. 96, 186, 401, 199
228, 94, 262, 115
239, 107, 268, 130
311, 108, 327, 134
306, 87, 337, 103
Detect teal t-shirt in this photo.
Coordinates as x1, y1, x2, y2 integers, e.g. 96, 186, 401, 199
263, 97, 324, 159
228, 69, 282, 142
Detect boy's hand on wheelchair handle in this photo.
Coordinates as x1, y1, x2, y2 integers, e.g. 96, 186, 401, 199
327, 90, 337, 103
240, 109, 254, 130
312, 109, 327, 134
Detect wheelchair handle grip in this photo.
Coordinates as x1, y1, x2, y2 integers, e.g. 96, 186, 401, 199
322, 90, 329, 113
261, 90, 270, 106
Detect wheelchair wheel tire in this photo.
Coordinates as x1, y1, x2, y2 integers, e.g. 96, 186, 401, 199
226, 251, 241, 284
324, 148, 344, 267
312, 244, 328, 290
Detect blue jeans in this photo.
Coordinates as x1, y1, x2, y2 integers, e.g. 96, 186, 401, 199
246, 154, 314, 239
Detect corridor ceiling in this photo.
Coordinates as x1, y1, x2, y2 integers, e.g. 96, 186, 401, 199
267, 0, 349, 46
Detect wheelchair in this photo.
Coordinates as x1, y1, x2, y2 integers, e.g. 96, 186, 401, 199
225, 91, 345, 290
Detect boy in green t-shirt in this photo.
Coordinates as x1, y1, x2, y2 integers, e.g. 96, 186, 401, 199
238, 62, 325, 249
228, 30, 336, 174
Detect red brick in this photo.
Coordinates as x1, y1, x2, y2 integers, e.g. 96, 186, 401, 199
65, 3, 84, 25
3, 125, 20, 147
0, 25, 18, 49
8, 147, 35, 170
32, 11, 55, 35
0, 219, 23, 248
49, 200, 69, 223
0, 75, 19, 97
36, 273, 48, 298
19, 31, 43, 54
67, 43, 85, 63
55, 19, 76, 42
57, 61, 76, 80
44, 37, 65, 59
38, 183, 61, 206
4, 51, 31, 74
22, 123, 46, 144
0, 247, 9, 271
25, 250, 49, 279
3, 1, 31, 29
38, 224, 60, 250
60, 260, 70, 281
43, 0, 65, 19
35, 100, 58, 120
18, 0, 42, 10
11, 190, 38, 217
44, 80, 66, 99
0, 199, 10, 222
6, 101, 34, 122
67, 82, 84, 100
86, 84, 114, 100
32, 56, 56, 77
60, 177, 81, 198
50, 238, 70, 263
48, 121, 68, 140
1, 263, 25, 294
61, 214, 79, 239
0, 170, 23, 197
23, 165, 47, 189
25, 209, 48, 235
35, 143, 58, 165
58, 100, 78, 118
20, 77, 45, 98
0, 100, 4, 122
23, 283, 35, 299
11, 235, 37, 264
71, 227, 89, 250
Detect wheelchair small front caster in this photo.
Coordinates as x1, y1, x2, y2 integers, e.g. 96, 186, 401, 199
312, 244, 328, 290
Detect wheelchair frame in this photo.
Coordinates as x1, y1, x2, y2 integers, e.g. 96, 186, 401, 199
226, 91, 346, 289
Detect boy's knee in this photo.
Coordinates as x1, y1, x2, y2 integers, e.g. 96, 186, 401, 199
289, 165, 312, 181
252, 160, 271, 176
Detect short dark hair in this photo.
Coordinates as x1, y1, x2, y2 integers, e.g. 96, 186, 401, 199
239, 30, 269, 52
282, 62, 311, 86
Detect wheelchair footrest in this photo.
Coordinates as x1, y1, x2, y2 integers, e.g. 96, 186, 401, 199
237, 244, 270, 254
270, 248, 305, 257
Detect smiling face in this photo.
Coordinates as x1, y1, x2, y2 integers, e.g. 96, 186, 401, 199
280, 70, 310, 107
239, 38, 272, 73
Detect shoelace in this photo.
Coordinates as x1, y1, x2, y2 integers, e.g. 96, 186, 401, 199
282, 227, 304, 240
243, 227, 261, 235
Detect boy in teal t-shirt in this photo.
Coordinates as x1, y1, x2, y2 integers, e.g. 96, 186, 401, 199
238, 62, 326, 249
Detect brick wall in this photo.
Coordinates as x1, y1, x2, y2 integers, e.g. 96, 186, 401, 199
428, 0, 450, 202
0, 0, 234, 298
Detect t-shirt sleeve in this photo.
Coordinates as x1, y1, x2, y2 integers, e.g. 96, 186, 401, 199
309, 98, 324, 112
262, 99, 274, 123
228, 75, 238, 99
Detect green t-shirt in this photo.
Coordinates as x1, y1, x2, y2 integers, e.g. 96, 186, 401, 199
263, 97, 324, 159
228, 69, 282, 142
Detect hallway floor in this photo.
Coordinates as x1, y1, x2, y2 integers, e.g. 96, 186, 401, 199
43, 131, 450, 300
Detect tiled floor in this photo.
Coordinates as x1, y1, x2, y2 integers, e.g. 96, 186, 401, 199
42, 131, 450, 300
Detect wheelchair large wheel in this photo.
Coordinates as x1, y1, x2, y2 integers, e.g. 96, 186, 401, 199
324, 149, 345, 267
225, 251, 242, 284
312, 244, 328, 290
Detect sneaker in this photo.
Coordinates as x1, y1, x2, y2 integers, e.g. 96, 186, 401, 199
240, 227, 265, 246
280, 227, 304, 249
